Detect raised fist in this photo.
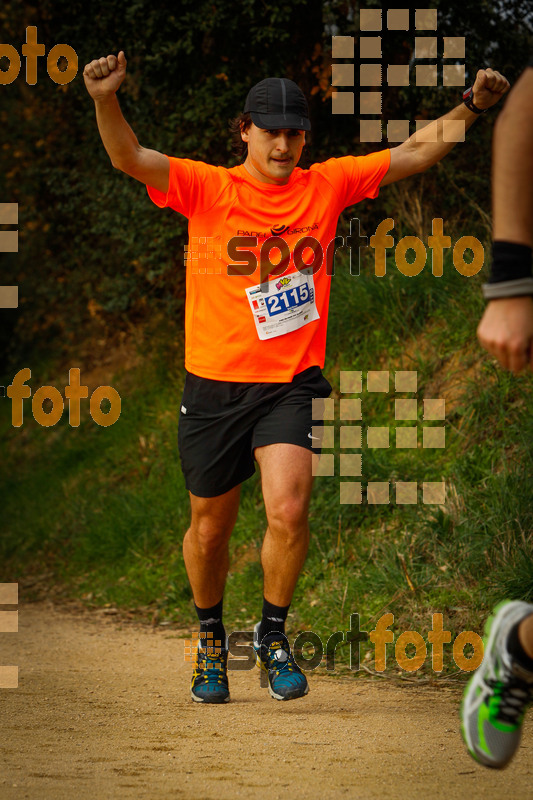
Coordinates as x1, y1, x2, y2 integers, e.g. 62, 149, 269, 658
472, 68, 510, 110
83, 51, 127, 100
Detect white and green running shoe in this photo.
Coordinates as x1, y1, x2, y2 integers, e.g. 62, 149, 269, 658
461, 600, 533, 768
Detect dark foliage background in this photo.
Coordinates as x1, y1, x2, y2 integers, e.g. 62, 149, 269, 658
0, 0, 531, 371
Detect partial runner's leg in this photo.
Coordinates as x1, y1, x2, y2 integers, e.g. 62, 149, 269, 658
255, 442, 314, 612
183, 486, 241, 609
252, 443, 315, 700
518, 614, 533, 660
183, 485, 241, 703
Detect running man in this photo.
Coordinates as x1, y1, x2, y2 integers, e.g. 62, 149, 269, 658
461, 59, 533, 769
83, 52, 509, 703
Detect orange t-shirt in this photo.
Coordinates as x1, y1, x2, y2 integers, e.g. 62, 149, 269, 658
147, 150, 390, 382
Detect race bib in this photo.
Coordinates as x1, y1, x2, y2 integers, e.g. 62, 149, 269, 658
245, 270, 319, 341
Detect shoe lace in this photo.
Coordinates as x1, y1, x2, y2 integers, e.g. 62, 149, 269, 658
195, 648, 227, 683
487, 674, 533, 724
267, 640, 297, 674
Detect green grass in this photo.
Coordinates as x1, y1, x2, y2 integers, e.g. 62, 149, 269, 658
1, 249, 532, 678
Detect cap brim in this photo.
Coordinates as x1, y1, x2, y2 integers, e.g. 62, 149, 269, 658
250, 111, 311, 131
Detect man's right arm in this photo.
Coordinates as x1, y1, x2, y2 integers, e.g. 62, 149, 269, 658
477, 65, 533, 373
83, 52, 169, 194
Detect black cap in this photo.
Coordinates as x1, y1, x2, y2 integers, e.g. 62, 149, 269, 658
243, 77, 311, 131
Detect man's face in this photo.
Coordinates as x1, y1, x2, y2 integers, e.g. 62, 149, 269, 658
241, 122, 306, 185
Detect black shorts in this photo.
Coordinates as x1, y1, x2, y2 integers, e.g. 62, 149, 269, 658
177, 366, 332, 497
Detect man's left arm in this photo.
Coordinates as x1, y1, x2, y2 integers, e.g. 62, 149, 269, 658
379, 68, 510, 187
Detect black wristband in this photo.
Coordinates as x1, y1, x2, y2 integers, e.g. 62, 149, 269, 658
489, 241, 533, 283
462, 86, 487, 114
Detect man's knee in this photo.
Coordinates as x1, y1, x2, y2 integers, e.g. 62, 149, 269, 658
267, 495, 310, 535
186, 516, 233, 558
186, 487, 240, 558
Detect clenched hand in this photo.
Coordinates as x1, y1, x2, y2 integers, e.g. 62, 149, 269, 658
83, 51, 127, 101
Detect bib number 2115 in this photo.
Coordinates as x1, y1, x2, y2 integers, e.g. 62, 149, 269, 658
265, 283, 310, 316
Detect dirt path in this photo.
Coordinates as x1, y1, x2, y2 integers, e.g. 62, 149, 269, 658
2, 602, 532, 800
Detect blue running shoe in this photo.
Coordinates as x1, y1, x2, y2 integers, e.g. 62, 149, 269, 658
460, 600, 533, 768
190, 642, 230, 704
253, 622, 309, 701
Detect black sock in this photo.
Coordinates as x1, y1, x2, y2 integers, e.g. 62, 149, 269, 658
507, 619, 533, 673
258, 597, 290, 643
194, 598, 226, 652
